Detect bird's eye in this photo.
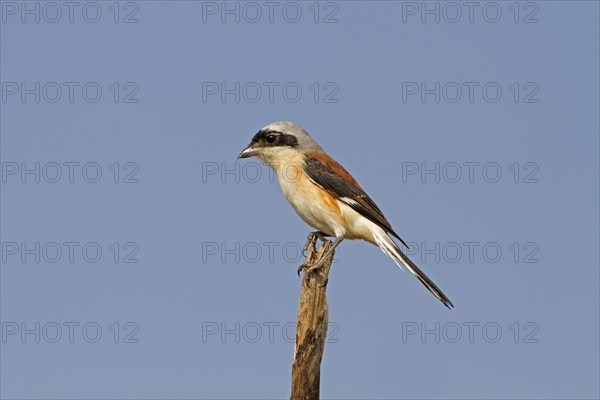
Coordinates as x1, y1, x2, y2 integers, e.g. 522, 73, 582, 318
265, 134, 277, 144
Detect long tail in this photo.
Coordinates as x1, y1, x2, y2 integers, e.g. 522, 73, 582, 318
373, 230, 454, 309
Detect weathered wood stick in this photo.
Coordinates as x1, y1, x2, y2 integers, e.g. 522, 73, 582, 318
291, 232, 335, 400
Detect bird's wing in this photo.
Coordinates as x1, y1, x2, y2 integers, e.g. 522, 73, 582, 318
303, 152, 408, 247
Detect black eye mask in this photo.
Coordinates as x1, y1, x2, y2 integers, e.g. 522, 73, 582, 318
252, 130, 299, 147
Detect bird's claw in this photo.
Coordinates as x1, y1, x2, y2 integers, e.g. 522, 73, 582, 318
301, 242, 311, 259
297, 262, 328, 287
298, 231, 334, 287
302, 231, 329, 258
297, 258, 323, 278
297, 263, 307, 277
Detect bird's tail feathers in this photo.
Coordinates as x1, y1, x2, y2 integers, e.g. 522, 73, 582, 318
373, 230, 454, 309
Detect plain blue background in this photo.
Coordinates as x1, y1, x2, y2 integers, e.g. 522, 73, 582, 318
1, 1, 599, 398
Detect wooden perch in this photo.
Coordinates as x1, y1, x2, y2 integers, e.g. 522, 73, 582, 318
291, 232, 336, 400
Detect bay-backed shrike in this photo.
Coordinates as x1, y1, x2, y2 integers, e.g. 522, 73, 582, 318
238, 121, 453, 309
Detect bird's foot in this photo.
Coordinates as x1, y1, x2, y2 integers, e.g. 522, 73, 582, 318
298, 232, 330, 277
297, 262, 308, 277
298, 231, 334, 287
296, 259, 324, 276
314, 231, 330, 243
297, 257, 329, 287
301, 231, 330, 258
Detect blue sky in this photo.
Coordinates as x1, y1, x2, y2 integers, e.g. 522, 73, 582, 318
1, 1, 599, 399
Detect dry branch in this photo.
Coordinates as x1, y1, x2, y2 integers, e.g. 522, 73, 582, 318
291, 232, 336, 400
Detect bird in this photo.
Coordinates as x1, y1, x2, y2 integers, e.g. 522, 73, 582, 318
238, 121, 453, 309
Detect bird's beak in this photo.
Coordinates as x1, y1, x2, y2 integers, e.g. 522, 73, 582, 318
238, 143, 259, 159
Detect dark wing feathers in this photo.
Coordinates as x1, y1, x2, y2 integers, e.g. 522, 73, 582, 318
303, 155, 408, 248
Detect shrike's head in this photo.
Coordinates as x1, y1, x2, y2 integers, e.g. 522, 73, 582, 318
238, 121, 323, 165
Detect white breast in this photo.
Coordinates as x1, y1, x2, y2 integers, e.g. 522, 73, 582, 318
272, 156, 346, 238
